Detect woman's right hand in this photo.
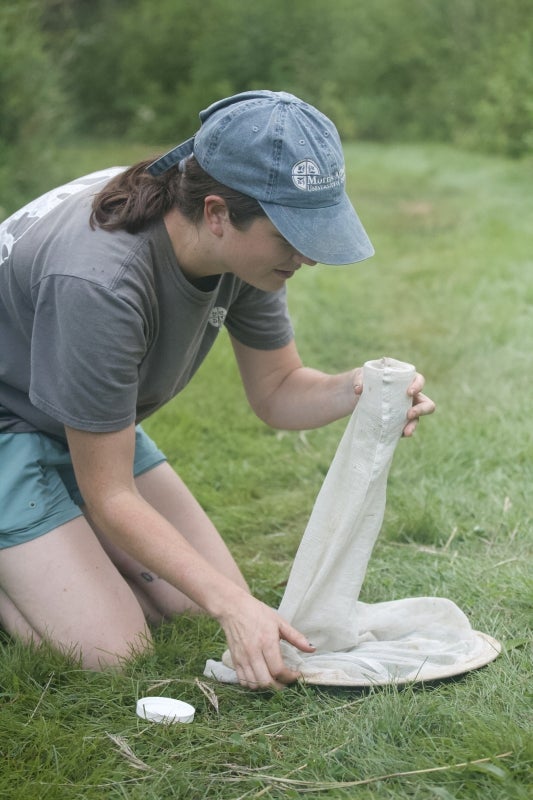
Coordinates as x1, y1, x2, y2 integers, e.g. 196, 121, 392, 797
217, 594, 315, 690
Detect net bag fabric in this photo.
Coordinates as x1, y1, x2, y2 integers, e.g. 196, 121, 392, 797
205, 358, 500, 686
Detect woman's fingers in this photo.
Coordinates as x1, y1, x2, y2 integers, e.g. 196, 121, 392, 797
403, 374, 436, 436
222, 601, 314, 690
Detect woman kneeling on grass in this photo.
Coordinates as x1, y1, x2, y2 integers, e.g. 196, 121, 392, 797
0, 91, 435, 689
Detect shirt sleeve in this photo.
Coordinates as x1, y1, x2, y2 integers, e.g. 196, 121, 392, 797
224, 284, 294, 350
29, 275, 147, 431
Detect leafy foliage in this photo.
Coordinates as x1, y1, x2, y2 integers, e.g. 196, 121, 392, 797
1, 0, 533, 183
0, 0, 67, 215
61, 0, 533, 154
2, 0, 533, 216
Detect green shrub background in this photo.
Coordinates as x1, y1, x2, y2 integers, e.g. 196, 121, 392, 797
2, 0, 533, 217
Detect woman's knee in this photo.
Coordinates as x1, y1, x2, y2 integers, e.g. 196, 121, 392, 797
79, 626, 154, 671
0, 517, 156, 670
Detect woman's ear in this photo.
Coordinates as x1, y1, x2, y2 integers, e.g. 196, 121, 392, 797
203, 195, 229, 237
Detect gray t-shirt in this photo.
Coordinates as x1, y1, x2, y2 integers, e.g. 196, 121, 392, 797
0, 169, 294, 441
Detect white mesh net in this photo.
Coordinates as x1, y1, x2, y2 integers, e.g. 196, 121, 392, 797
205, 358, 500, 686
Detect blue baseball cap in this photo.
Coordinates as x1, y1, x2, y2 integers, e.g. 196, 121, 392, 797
148, 90, 374, 265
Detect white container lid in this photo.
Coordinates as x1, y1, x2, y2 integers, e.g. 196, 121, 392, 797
136, 696, 195, 724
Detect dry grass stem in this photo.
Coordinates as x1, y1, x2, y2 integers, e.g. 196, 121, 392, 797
229, 752, 513, 795
105, 732, 152, 771
24, 672, 55, 726
195, 678, 220, 712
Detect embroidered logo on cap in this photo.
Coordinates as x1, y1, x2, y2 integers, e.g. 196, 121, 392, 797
292, 159, 320, 190
292, 160, 345, 192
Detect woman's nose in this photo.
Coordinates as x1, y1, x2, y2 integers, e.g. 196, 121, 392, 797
293, 252, 317, 267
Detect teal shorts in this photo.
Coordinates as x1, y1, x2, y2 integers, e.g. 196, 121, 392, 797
0, 426, 166, 549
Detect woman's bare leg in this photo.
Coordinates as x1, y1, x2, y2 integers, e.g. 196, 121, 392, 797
86, 461, 250, 622
0, 518, 151, 669
0, 585, 42, 645
0, 461, 248, 666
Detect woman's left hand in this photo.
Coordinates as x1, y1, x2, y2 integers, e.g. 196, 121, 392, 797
353, 368, 435, 437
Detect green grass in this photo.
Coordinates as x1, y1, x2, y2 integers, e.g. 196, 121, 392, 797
1, 141, 532, 798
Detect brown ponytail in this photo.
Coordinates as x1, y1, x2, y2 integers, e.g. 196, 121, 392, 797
90, 156, 265, 234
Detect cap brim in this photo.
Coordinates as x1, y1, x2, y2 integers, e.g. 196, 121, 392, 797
260, 192, 375, 265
